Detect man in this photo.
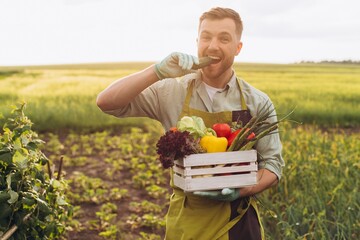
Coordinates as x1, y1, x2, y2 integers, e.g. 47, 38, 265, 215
97, 7, 284, 240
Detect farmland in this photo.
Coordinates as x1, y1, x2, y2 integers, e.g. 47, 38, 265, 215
0, 62, 359, 239
1, 62, 360, 130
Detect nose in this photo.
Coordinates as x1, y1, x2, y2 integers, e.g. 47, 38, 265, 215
208, 38, 219, 50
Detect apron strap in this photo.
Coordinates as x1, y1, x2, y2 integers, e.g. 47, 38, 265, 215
183, 79, 195, 114
236, 77, 248, 111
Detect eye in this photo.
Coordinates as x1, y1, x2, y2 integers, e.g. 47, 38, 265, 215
200, 35, 211, 41
218, 33, 232, 43
199, 32, 212, 41
220, 37, 230, 43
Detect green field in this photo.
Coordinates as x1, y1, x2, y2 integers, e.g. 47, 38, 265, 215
1, 63, 359, 239
1, 62, 360, 131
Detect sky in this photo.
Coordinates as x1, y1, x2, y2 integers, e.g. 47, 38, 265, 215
1, 0, 359, 66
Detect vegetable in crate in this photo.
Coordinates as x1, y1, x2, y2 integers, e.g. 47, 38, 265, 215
227, 102, 294, 151
212, 123, 231, 138
227, 128, 255, 147
199, 135, 228, 153
156, 116, 212, 169
156, 130, 204, 168
176, 116, 215, 139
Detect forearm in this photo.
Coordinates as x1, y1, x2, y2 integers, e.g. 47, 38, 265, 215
96, 65, 159, 111
239, 169, 278, 197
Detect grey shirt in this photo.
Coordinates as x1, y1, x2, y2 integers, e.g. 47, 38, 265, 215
105, 71, 285, 179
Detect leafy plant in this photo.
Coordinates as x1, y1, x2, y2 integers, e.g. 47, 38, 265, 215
0, 103, 73, 240
67, 172, 128, 204
95, 203, 120, 240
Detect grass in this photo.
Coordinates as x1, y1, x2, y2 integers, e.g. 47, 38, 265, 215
0, 66, 158, 131
233, 63, 360, 127
1, 62, 360, 131
260, 123, 360, 239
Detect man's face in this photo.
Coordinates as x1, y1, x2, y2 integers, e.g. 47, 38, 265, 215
197, 18, 242, 80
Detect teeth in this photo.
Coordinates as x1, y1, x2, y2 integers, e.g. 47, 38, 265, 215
208, 56, 221, 60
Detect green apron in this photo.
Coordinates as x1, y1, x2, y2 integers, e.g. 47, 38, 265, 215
165, 78, 265, 240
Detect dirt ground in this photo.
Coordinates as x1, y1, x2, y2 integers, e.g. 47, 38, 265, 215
41, 129, 170, 240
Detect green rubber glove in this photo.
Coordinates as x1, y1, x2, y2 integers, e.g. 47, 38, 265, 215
154, 52, 199, 80
193, 188, 240, 201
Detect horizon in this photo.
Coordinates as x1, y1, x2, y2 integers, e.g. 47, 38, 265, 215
2, 59, 359, 70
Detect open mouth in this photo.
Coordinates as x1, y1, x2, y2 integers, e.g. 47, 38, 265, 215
192, 56, 221, 70
207, 56, 221, 64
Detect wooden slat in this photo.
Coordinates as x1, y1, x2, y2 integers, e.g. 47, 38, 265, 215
173, 165, 184, 176
173, 172, 257, 192
174, 150, 257, 167
184, 163, 257, 176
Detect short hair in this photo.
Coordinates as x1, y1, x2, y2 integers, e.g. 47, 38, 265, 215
199, 7, 243, 40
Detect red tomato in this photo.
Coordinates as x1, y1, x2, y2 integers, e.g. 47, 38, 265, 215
227, 129, 241, 147
212, 123, 231, 138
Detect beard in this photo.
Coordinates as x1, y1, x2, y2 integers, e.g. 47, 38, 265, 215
201, 55, 235, 80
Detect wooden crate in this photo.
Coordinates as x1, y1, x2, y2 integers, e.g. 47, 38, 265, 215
173, 149, 258, 192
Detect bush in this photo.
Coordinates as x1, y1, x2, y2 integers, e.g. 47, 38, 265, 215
0, 103, 73, 240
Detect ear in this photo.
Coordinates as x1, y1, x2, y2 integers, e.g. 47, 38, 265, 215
235, 42, 243, 56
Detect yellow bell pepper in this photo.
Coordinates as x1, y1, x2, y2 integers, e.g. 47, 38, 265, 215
199, 135, 228, 153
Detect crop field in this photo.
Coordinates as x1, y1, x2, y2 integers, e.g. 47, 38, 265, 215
0, 62, 359, 239
1, 62, 360, 130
